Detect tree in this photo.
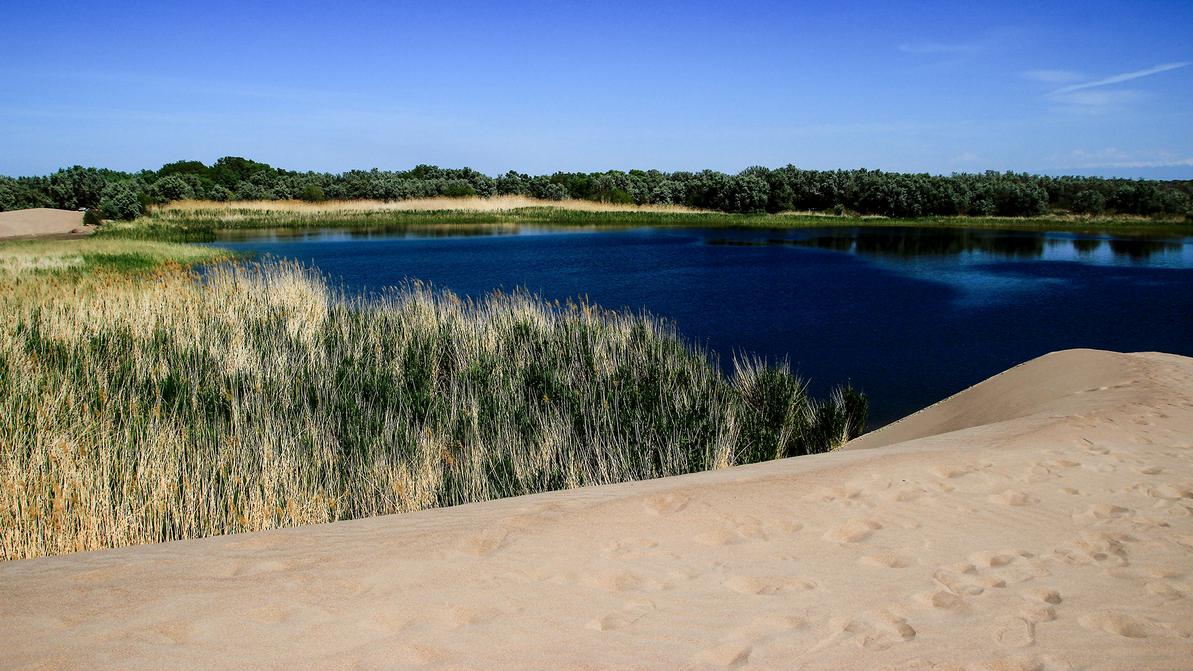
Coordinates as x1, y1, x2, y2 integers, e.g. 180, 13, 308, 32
99, 183, 143, 220
0, 177, 17, 211
148, 175, 195, 203
300, 184, 327, 202
1071, 189, 1106, 215
48, 166, 107, 210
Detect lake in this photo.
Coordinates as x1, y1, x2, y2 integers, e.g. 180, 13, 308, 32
211, 225, 1193, 427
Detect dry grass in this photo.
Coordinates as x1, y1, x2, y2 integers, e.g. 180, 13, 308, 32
159, 196, 700, 217
0, 256, 865, 560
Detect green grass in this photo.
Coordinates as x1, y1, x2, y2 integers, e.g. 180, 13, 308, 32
0, 238, 232, 276
0, 253, 867, 560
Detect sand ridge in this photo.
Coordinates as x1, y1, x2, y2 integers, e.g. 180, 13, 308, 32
0, 208, 91, 239
2, 348, 1192, 669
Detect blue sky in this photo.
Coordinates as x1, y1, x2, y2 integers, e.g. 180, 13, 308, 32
2, 0, 1191, 177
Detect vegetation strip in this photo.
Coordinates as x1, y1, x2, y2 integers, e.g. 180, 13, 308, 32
0, 248, 866, 560
3, 157, 1190, 223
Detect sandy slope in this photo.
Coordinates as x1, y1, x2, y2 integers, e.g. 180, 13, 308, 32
3, 349, 1192, 670
0, 208, 90, 239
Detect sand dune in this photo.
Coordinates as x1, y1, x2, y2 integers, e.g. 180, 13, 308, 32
3, 349, 1192, 669
0, 208, 90, 239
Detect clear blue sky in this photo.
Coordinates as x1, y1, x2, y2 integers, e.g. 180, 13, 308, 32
3, 0, 1191, 178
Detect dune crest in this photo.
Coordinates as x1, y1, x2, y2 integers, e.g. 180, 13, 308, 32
3, 349, 1192, 669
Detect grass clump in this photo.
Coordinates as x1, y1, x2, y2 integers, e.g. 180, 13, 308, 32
0, 260, 866, 560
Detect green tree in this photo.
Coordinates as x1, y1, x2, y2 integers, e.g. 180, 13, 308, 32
300, 184, 327, 202
99, 183, 143, 220
1071, 189, 1106, 215
148, 175, 195, 203
48, 166, 107, 210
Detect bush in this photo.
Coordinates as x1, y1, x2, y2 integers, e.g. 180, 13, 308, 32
148, 175, 195, 203
82, 208, 103, 227
1071, 189, 1107, 215
300, 184, 327, 202
440, 181, 477, 198
99, 183, 143, 220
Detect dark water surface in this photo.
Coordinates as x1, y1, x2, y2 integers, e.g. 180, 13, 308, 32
211, 226, 1193, 427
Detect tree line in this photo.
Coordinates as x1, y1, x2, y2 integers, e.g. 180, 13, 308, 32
2, 157, 1190, 220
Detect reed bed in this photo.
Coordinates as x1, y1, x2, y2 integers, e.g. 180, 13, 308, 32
162, 196, 701, 215
0, 259, 866, 560
100, 199, 1190, 243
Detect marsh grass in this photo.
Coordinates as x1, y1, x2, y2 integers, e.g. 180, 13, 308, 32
1, 257, 866, 560
0, 238, 232, 276
98, 198, 1192, 242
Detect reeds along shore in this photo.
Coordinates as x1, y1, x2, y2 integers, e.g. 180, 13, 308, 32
0, 260, 866, 560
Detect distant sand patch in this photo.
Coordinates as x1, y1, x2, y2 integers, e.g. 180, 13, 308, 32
0, 208, 90, 239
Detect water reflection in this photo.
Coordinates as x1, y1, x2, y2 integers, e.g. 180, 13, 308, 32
215, 224, 522, 242
710, 227, 1191, 266
1107, 238, 1184, 261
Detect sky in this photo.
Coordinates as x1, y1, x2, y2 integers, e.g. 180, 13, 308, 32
2, 0, 1191, 178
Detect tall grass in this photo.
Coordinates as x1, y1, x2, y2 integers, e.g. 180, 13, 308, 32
0, 260, 866, 560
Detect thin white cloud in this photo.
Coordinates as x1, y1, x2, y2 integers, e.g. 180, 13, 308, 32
1074, 158, 1193, 169
1056, 148, 1193, 170
898, 40, 984, 55
1049, 89, 1147, 110
1022, 69, 1083, 84
1051, 62, 1190, 95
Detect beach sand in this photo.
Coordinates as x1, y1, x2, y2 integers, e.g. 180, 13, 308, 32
2, 348, 1191, 669
0, 208, 90, 239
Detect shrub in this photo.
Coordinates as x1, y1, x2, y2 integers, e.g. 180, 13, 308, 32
148, 175, 195, 203
440, 181, 477, 198
300, 184, 327, 202
99, 183, 143, 220
1071, 189, 1107, 215
82, 208, 103, 227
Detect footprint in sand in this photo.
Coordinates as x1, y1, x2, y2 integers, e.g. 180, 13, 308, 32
692, 643, 752, 668
247, 604, 295, 625
823, 518, 883, 544
723, 575, 816, 596
968, 550, 1022, 568
914, 589, 969, 613
643, 492, 691, 516
813, 611, 917, 652
858, 551, 912, 569
932, 464, 973, 479
694, 528, 748, 547
988, 489, 1036, 506
993, 616, 1035, 648
1078, 611, 1155, 639
1022, 588, 1063, 605
456, 527, 509, 557
1018, 603, 1057, 623
603, 537, 660, 559
1145, 581, 1187, 600
1073, 503, 1133, 524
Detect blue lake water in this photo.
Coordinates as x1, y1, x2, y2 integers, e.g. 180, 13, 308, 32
211, 225, 1193, 427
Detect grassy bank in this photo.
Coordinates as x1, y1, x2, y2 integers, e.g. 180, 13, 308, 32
95, 198, 1193, 242
0, 246, 866, 560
